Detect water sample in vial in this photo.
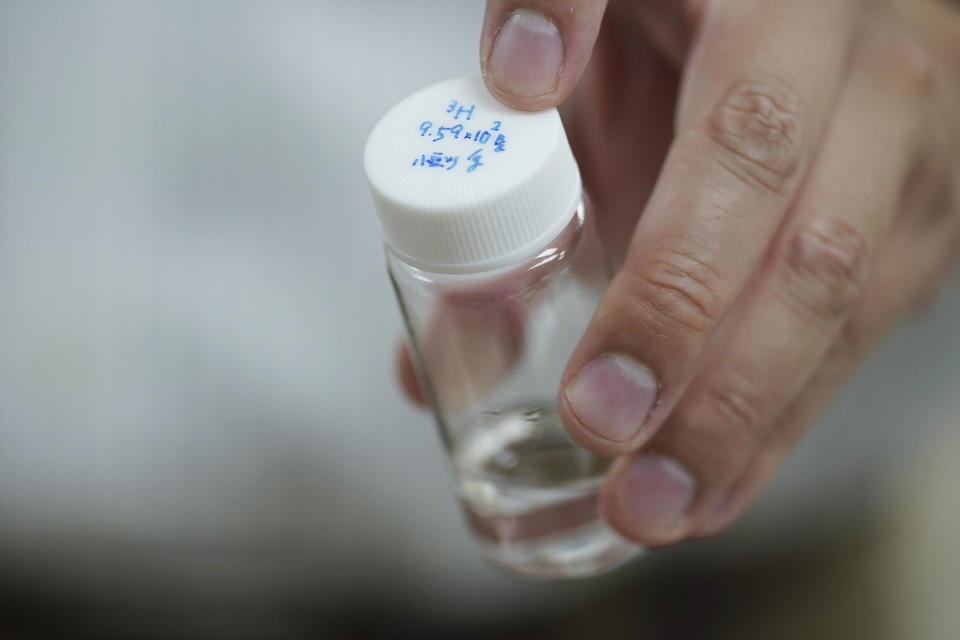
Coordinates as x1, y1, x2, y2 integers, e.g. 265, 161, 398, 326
365, 76, 642, 578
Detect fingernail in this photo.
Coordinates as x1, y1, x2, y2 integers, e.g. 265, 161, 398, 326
488, 9, 563, 97
564, 354, 659, 443
611, 455, 695, 536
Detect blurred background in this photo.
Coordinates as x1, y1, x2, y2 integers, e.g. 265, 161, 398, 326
0, 1, 957, 638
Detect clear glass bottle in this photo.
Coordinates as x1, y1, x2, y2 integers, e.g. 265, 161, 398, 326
365, 77, 640, 578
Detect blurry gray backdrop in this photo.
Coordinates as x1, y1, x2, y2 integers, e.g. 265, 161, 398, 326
0, 1, 957, 637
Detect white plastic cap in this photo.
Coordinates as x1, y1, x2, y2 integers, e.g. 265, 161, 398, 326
364, 76, 581, 273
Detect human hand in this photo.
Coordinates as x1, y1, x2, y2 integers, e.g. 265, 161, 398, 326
468, 0, 960, 546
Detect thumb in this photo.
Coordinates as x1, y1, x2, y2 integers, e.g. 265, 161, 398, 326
480, 0, 609, 111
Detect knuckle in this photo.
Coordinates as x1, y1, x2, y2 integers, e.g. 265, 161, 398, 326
952, 163, 960, 214
887, 29, 937, 98
778, 219, 870, 324
627, 246, 726, 335
817, 321, 861, 382
679, 0, 711, 24
697, 375, 767, 449
673, 372, 768, 478
646, 0, 711, 25
706, 79, 805, 194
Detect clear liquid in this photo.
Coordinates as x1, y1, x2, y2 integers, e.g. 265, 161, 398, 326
453, 403, 642, 579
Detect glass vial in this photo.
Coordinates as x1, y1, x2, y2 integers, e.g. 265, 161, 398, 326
364, 77, 640, 579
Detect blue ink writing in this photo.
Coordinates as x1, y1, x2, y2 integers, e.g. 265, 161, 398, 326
409, 98, 510, 174
412, 152, 459, 171
433, 123, 465, 142
466, 148, 483, 173
446, 100, 475, 121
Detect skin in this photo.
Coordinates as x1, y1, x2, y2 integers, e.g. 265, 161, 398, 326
401, 0, 960, 547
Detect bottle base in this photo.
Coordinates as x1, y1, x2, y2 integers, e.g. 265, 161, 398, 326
473, 522, 643, 580
454, 401, 643, 579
